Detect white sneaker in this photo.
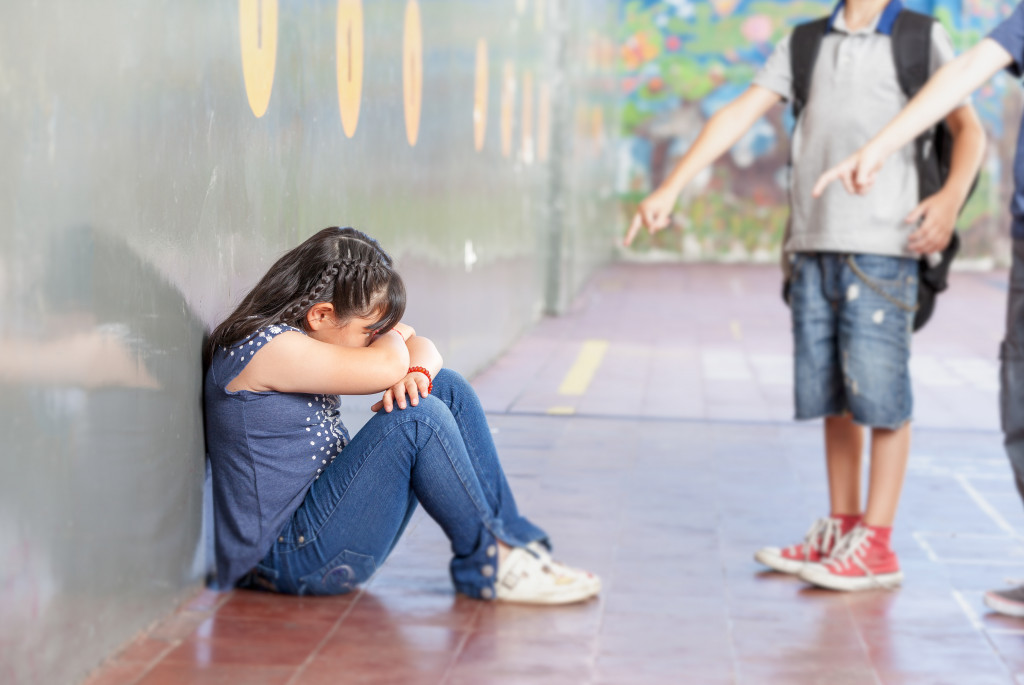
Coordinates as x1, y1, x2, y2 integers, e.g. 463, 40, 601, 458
527, 541, 602, 595
983, 583, 1024, 617
495, 547, 601, 605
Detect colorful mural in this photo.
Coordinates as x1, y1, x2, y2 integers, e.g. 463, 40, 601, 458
618, 0, 1023, 265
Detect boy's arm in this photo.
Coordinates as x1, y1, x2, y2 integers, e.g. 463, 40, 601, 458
813, 38, 1013, 197
905, 103, 986, 254
624, 85, 783, 246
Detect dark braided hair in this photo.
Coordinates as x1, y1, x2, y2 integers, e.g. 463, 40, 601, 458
208, 227, 406, 356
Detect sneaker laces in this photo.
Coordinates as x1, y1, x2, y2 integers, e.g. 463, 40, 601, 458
827, 526, 870, 568
826, 526, 899, 590
790, 517, 842, 561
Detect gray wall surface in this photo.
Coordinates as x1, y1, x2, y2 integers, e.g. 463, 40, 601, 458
0, 1, 618, 683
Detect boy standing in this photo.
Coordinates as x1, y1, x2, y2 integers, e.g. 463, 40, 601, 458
626, 0, 985, 590
814, 2, 1024, 610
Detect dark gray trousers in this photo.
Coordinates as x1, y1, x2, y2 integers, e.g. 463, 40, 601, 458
1002, 239, 1024, 503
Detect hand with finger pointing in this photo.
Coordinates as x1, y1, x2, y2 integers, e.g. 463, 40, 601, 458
812, 143, 887, 199
623, 186, 678, 247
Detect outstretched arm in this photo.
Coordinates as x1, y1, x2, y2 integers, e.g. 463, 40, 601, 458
624, 85, 783, 246
813, 38, 1012, 197
904, 102, 986, 254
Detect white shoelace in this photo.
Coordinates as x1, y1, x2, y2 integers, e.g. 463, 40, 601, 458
826, 526, 899, 590
828, 526, 870, 569
789, 517, 842, 561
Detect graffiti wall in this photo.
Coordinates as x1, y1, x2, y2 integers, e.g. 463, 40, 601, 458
618, 0, 1023, 265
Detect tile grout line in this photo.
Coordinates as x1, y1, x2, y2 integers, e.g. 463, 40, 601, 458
585, 437, 632, 685
951, 588, 986, 633
100, 587, 232, 685
589, 443, 636, 685
911, 531, 941, 562
285, 588, 367, 685
487, 408, 1004, 435
436, 600, 483, 685
953, 589, 1023, 682
956, 473, 1024, 542
842, 594, 886, 685
117, 639, 183, 685
946, 465, 1023, 681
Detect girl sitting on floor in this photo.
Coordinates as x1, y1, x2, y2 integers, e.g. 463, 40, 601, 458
204, 226, 599, 603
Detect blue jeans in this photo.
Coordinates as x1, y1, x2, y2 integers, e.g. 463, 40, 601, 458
1002, 239, 1024, 504
242, 369, 547, 598
790, 252, 918, 429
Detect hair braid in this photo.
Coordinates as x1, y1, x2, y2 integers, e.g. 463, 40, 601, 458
282, 260, 340, 324
207, 227, 407, 359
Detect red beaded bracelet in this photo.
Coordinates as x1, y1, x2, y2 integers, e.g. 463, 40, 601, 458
391, 328, 405, 340
408, 366, 433, 393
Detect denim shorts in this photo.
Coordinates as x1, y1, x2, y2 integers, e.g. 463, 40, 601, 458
789, 252, 918, 429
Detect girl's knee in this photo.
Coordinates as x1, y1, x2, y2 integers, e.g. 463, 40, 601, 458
433, 369, 481, 405
415, 394, 459, 429
433, 367, 466, 390
378, 394, 458, 435
368, 393, 449, 423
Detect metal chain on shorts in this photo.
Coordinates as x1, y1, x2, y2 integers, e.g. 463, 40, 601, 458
845, 255, 918, 313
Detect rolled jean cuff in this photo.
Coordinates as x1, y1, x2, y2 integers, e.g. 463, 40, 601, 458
450, 528, 501, 599
449, 522, 548, 600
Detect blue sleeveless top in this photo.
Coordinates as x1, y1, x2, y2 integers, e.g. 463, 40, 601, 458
204, 324, 349, 588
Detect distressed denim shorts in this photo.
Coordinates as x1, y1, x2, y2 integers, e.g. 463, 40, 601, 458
789, 252, 919, 430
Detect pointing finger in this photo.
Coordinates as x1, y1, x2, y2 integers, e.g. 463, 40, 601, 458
624, 212, 644, 247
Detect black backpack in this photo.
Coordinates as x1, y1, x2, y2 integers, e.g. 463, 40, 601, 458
787, 10, 974, 331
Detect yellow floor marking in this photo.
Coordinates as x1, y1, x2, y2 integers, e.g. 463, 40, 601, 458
558, 340, 609, 396
730, 320, 742, 341
546, 406, 576, 415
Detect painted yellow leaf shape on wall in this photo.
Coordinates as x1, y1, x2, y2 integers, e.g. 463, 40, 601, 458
711, 0, 740, 18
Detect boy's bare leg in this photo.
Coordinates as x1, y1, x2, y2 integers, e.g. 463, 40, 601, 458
800, 421, 909, 590
825, 414, 864, 516
863, 422, 912, 527
753, 414, 863, 574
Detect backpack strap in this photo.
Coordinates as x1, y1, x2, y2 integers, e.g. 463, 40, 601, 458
891, 9, 950, 200
789, 17, 830, 122
890, 10, 934, 99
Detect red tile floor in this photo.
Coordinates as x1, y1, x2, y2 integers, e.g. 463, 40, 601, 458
85, 263, 1024, 684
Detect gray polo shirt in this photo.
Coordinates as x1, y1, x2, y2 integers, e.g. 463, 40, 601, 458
754, 11, 958, 257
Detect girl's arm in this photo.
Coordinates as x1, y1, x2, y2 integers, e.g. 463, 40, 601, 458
406, 335, 443, 379
624, 85, 783, 246
814, 38, 1013, 197
228, 330, 410, 395
371, 333, 444, 413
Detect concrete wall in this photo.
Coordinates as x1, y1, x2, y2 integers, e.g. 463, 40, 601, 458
0, 1, 618, 683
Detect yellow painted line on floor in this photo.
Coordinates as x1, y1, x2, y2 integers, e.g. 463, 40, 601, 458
557, 339, 609, 396
546, 406, 576, 415
730, 319, 742, 341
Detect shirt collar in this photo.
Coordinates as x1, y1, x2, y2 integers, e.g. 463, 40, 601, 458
827, 0, 904, 36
